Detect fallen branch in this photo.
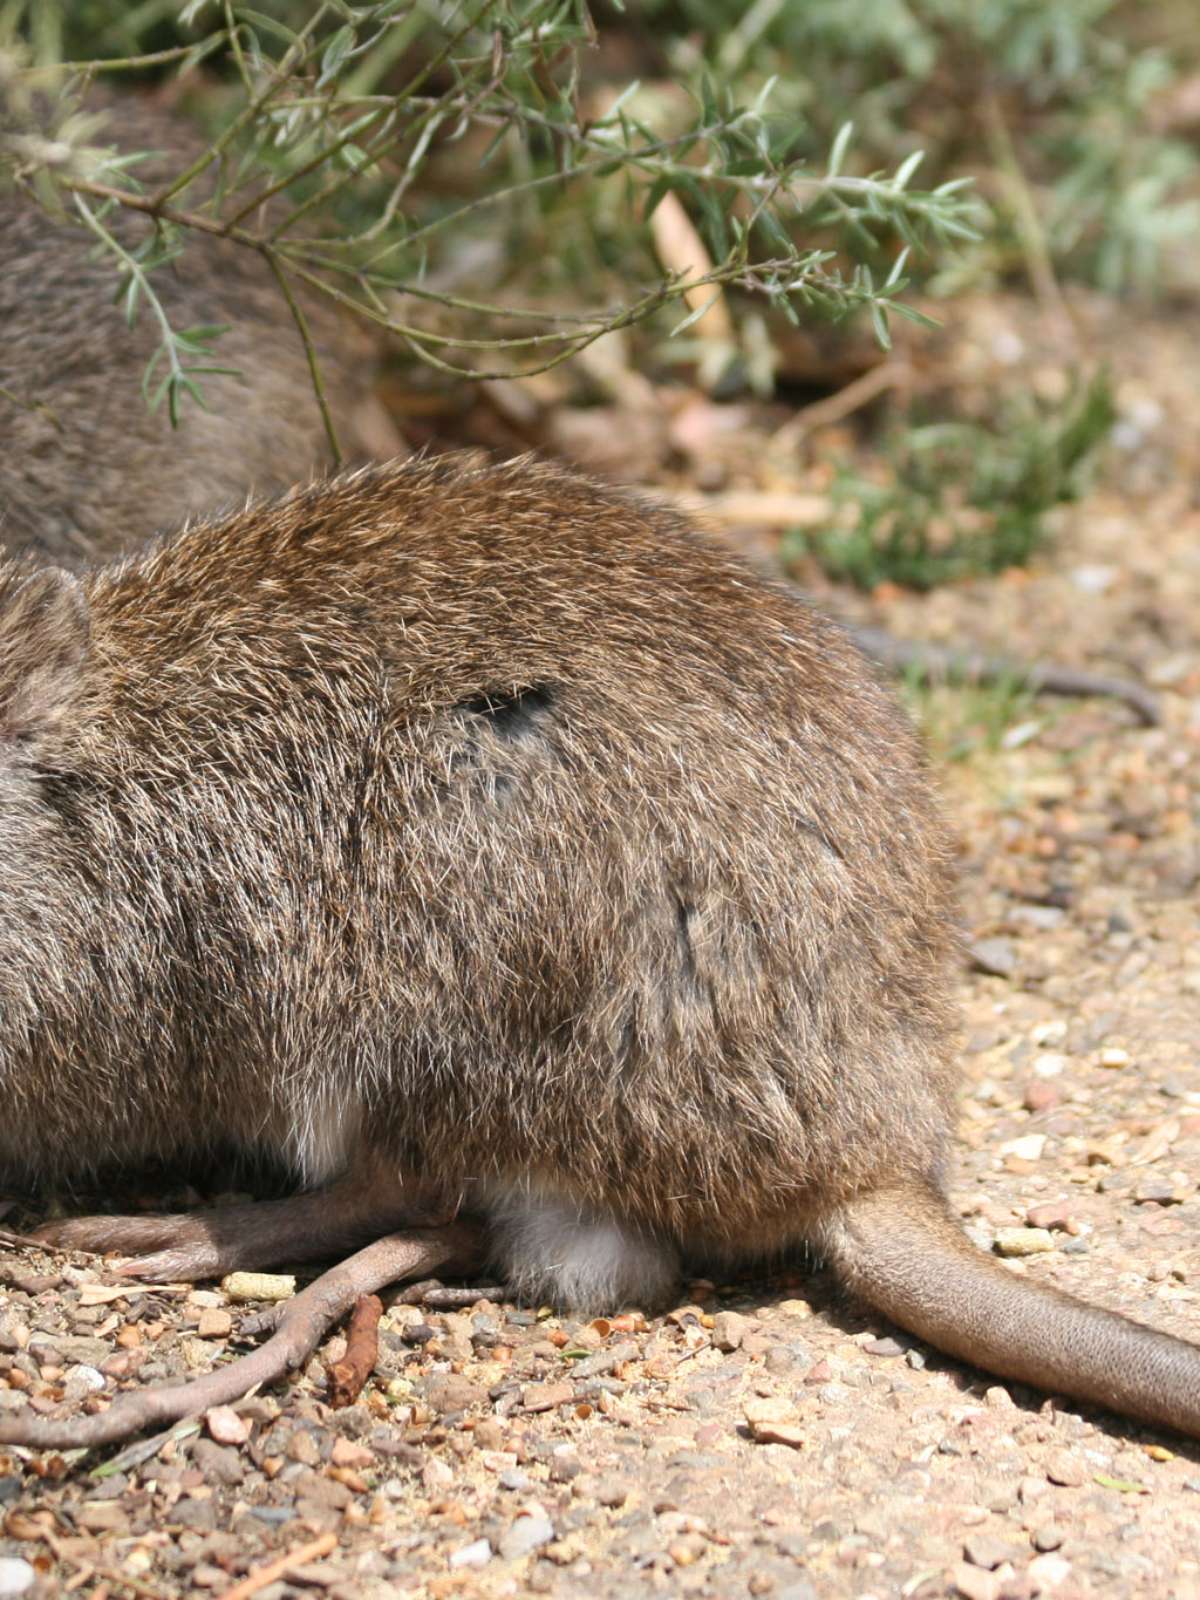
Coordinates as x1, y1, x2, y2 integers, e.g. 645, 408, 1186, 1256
0, 1223, 481, 1450
325, 1292, 382, 1408
849, 624, 1160, 726
395, 1282, 508, 1308
769, 359, 914, 452
215, 1531, 338, 1600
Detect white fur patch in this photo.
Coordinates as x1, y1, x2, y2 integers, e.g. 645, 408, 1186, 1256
284, 1096, 362, 1186
485, 1188, 679, 1312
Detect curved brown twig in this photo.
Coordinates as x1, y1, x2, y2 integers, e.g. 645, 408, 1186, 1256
850, 624, 1161, 727
0, 1222, 481, 1451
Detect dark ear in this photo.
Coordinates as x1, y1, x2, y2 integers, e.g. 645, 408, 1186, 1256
0, 567, 90, 745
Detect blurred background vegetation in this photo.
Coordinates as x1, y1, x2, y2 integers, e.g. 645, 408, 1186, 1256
1, 0, 1196, 724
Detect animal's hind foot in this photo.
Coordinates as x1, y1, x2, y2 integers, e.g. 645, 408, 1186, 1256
0, 1221, 485, 1450
31, 1211, 245, 1279
29, 1173, 428, 1282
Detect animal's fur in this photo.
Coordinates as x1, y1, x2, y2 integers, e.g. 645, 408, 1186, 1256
4, 451, 1199, 1436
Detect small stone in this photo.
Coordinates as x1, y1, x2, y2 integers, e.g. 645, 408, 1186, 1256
994, 1227, 1055, 1257
1028, 1552, 1071, 1591
1134, 1174, 1184, 1205
971, 939, 1016, 978
62, 1364, 106, 1396
711, 1311, 748, 1352
286, 1430, 322, 1467
1032, 1524, 1065, 1552
423, 1456, 454, 1492
964, 1533, 1022, 1570
0, 1559, 35, 1596
449, 1538, 492, 1569
668, 1534, 707, 1567
1044, 1450, 1086, 1487
743, 1399, 804, 1448
1023, 1080, 1061, 1112
221, 1272, 295, 1303
499, 1511, 555, 1560
1033, 1052, 1067, 1078
1000, 1133, 1046, 1162
192, 1439, 244, 1486
331, 1436, 375, 1470
951, 1561, 1006, 1600
197, 1308, 234, 1339
1098, 1047, 1130, 1069
984, 1385, 1015, 1410
1025, 1202, 1076, 1232
863, 1336, 904, 1357
205, 1405, 249, 1446
521, 1381, 574, 1413
594, 1477, 628, 1508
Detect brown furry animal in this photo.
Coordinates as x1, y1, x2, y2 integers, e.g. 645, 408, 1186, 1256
0, 451, 1196, 1447
0, 89, 396, 564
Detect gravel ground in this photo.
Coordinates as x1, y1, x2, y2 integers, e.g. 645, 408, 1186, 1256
0, 293, 1198, 1600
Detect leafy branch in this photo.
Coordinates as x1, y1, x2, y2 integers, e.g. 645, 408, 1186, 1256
0, 0, 982, 419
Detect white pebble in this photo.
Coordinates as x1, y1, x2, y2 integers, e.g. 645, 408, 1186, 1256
1000, 1134, 1047, 1162
0, 1559, 36, 1596
450, 1538, 493, 1569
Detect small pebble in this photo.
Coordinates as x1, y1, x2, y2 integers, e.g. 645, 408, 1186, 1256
994, 1227, 1055, 1257
499, 1511, 555, 1560
1023, 1080, 1061, 1112
711, 1310, 748, 1352
1033, 1524, 1065, 1552
863, 1336, 904, 1357
205, 1406, 249, 1446
1027, 1552, 1072, 1590
1135, 1174, 1184, 1205
0, 1559, 34, 1597
1045, 1450, 1086, 1487
1026, 1202, 1076, 1232
449, 1538, 492, 1569
963, 1534, 1022, 1570
971, 938, 1016, 978
221, 1272, 295, 1304
743, 1399, 804, 1448
1000, 1133, 1046, 1162
1098, 1047, 1131, 1069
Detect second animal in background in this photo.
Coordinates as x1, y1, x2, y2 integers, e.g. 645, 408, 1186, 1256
0, 87, 400, 566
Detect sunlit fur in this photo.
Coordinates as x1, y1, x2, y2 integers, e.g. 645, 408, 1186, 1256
0, 451, 959, 1307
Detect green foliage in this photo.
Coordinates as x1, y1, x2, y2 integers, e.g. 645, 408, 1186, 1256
645, 0, 1200, 296
0, 0, 980, 429
790, 371, 1115, 591
901, 672, 1037, 764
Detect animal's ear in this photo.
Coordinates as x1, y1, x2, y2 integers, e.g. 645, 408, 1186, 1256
0, 567, 90, 745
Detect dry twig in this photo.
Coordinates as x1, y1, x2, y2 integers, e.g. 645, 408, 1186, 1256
215, 1532, 338, 1600
324, 1292, 383, 1408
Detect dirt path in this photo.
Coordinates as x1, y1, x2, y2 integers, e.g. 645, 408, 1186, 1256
0, 295, 1197, 1600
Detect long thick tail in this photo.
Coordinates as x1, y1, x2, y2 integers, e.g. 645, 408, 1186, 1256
819, 1182, 1200, 1437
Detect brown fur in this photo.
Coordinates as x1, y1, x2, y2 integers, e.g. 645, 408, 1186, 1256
2, 450, 1199, 1437
0, 89, 396, 564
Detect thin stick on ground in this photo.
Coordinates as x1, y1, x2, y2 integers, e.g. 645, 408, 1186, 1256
215, 1531, 338, 1600
325, 1291, 382, 1408
0, 1223, 481, 1451
850, 624, 1161, 726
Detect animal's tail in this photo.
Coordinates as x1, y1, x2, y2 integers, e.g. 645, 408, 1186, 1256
818, 1181, 1200, 1437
